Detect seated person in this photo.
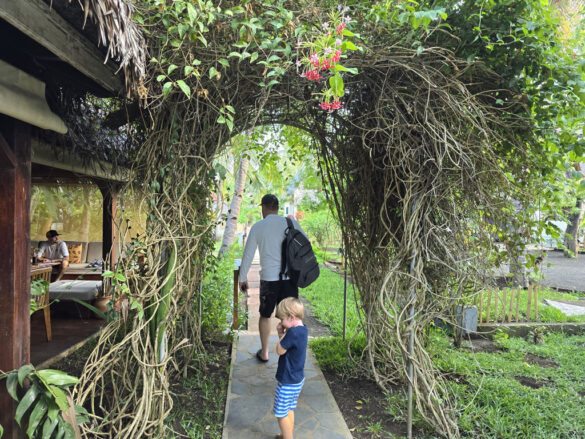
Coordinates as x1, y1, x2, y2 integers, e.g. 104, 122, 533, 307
36, 230, 69, 282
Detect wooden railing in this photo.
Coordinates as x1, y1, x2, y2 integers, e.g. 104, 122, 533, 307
476, 284, 540, 324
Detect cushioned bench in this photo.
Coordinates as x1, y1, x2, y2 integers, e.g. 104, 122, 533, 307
49, 280, 102, 301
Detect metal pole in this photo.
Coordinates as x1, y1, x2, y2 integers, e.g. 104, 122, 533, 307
407, 200, 417, 439
343, 246, 347, 341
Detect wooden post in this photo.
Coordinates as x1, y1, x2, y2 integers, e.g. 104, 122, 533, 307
486, 291, 492, 323
515, 291, 520, 322
493, 290, 498, 322
98, 182, 120, 268
526, 284, 533, 321
508, 289, 514, 322
479, 291, 483, 324
0, 118, 31, 439
232, 269, 239, 330
501, 289, 507, 323
534, 284, 539, 320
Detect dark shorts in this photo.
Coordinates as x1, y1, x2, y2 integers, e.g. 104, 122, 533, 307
259, 279, 298, 318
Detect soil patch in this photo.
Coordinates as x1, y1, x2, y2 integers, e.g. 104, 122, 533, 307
299, 295, 333, 338
514, 376, 549, 389
525, 353, 559, 368
321, 371, 423, 438
466, 338, 505, 354
443, 372, 469, 385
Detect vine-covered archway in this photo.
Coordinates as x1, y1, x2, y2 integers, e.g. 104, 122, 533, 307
68, 1, 579, 438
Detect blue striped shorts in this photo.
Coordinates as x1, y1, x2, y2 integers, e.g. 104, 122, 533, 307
273, 379, 305, 418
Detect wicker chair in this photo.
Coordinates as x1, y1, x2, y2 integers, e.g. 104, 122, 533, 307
31, 267, 52, 341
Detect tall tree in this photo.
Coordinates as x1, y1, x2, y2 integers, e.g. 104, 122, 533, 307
218, 154, 249, 257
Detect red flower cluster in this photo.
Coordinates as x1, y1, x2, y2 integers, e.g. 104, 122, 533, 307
319, 101, 343, 112
336, 23, 346, 35
331, 50, 342, 63
301, 69, 322, 81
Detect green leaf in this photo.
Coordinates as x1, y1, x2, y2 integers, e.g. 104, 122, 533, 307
102, 270, 114, 278
198, 35, 208, 47
341, 29, 355, 37
226, 119, 234, 131
177, 80, 191, 98
156, 75, 166, 82
340, 41, 358, 51
45, 395, 60, 422
228, 51, 242, 59
334, 65, 358, 75
209, 67, 219, 79
163, 82, 173, 98
167, 64, 178, 75
186, 3, 198, 24
225, 105, 235, 114
15, 384, 41, 426
26, 396, 48, 437
329, 73, 344, 98
6, 372, 18, 400
18, 364, 35, 387
69, 298, 106, 320
250, 52, 259, 63
217, 116, 226, 124
47, 386, 68, 411
37, 370, 78, 387
41, 416, 58, 439
218, 58, 230, 68
184, 66, 194, 76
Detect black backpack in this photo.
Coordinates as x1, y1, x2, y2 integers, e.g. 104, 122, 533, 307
280, 217, 320, 288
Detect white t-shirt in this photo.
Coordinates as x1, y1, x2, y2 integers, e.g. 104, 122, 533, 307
239, 214, 306, 282
37, 241, 69, 260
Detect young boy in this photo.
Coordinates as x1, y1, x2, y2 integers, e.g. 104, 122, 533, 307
273, 297, 308, 439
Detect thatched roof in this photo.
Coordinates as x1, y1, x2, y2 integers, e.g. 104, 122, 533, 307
58, 0, 147, 95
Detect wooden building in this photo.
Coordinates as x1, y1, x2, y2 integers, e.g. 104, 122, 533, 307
0, 1, 144, 436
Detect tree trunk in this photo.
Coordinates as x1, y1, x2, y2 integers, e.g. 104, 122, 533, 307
563, 199, 585, 257
218, 155, 249, 258
80, 186, 92, 242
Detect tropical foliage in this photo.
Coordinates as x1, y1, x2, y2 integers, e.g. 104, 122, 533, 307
21, 0, 585, 437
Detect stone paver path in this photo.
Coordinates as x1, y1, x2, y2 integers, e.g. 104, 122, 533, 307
223, 263, 352, 439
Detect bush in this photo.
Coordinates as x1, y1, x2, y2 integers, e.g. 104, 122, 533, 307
310, 335, 366, 377
201, 244, 241, 335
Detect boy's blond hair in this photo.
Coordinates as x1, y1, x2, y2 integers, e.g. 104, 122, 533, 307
276, 297, 304, 320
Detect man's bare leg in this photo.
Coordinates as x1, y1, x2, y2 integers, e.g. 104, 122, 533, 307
258, 316, 271, 360
56, 259, 69, 282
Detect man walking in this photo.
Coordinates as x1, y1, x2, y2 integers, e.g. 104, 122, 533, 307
238, 194, 307, 362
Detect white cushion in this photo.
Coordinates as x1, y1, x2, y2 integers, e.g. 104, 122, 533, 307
49, 280, 102, 301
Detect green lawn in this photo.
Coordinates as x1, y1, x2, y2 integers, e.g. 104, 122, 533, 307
306, 266, 585, 438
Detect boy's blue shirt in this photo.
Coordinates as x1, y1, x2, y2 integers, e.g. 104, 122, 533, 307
276, 325, 308, 385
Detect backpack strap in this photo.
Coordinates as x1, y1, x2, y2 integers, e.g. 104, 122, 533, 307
279, 218, 295, 281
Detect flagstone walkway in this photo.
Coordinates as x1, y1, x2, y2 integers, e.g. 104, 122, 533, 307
222, 263, 352, 439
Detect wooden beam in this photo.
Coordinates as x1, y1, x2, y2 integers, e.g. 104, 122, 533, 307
32, 137, 129, 182
0, 0, 124, 95
0, 118, 31, 439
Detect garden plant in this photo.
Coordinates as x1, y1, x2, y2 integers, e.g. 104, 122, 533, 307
6, 0, 585, 438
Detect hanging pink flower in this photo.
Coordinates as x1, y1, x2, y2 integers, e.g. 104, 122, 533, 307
335, 38, 343, 46
322, 22, 329, 30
